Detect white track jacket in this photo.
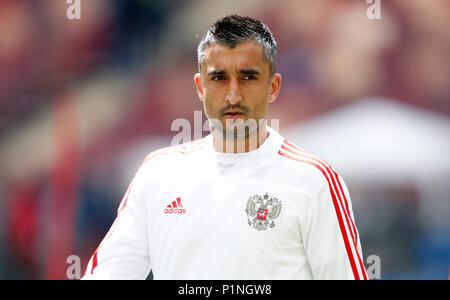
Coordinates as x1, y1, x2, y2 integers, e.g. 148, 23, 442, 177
83, 127, 368, 280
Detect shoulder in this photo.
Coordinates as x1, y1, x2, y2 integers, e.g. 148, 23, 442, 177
144, 138, 205, 162
136, 138, 206, 174
275, 138, 345, 193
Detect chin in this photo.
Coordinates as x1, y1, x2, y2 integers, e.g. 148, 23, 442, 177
223, 124, 260, 140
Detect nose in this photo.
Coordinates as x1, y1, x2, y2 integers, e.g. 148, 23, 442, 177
225, 78, 243, 105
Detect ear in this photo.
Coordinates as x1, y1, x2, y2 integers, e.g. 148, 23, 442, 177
194, 73, 204, 102
268, 73, 281, 103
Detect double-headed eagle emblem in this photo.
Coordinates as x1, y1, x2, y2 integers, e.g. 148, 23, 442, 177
245, 193, 282, 231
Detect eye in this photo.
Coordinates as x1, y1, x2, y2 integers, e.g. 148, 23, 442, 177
211, 75, 225, 81
243, 75, 256, 81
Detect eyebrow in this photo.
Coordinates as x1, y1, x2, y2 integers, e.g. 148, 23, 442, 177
206, 69, 261, 76
240, 69, 260, 76
207, 70, 226, 76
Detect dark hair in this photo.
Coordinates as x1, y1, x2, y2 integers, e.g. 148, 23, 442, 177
197, 15, 277, 76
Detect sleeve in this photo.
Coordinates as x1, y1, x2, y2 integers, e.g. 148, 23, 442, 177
82, 166, 151, 280
303, 172, 368, 280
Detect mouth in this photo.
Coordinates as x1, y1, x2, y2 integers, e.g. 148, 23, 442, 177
223, 110, 245, 120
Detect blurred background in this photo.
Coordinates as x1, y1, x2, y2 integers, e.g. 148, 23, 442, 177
0, 0, 448, 280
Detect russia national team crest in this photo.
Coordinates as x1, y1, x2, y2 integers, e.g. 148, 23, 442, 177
245, 193, 282, 231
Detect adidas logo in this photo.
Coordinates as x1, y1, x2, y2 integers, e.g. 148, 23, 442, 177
164, 197, 186, 214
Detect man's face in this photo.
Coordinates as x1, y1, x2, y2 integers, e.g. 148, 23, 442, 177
195, 41, 281, 139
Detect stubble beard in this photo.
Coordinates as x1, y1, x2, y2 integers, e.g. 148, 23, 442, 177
204, 98, 269, 152
209, 117, 262, 140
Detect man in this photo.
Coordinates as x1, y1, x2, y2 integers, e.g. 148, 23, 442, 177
83, 15, 368, 280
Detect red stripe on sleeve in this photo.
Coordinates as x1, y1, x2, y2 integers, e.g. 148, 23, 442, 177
283, 141, 358, 245
278, 149, 365, 279
281, 142, 368, 279
92, 251, 98, 274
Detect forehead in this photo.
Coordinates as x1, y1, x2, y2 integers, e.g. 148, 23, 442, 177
202, 41, 269, 73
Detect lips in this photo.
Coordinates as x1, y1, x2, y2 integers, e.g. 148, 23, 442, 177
223, 110, 245, 119
225, 110, 243, 115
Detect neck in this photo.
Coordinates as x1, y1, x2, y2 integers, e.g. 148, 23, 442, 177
211, 123, 269, 153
